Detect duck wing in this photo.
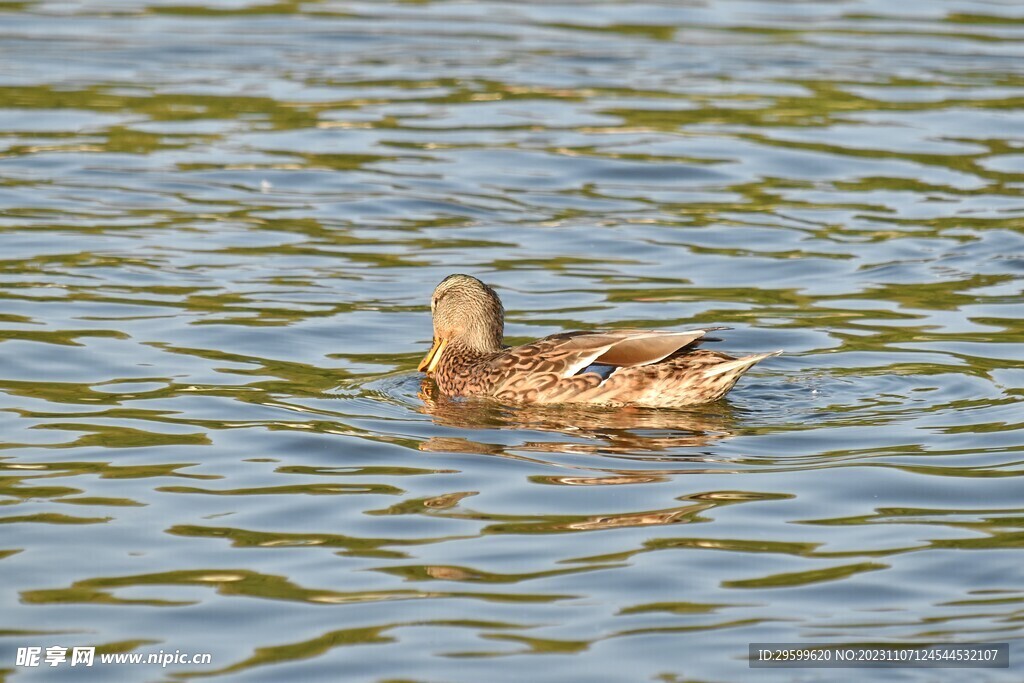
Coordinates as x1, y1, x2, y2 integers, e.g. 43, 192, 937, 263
486, 328, 723, 396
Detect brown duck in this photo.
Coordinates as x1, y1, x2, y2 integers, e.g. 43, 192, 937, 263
418, 274, 780, 407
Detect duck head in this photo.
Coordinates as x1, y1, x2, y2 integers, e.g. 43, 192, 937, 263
418, 274, 505, 373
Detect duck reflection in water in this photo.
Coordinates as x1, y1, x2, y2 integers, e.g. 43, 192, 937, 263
417, 377, 741, 458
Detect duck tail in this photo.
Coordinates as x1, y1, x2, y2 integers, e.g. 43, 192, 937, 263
704, 350, 783, 379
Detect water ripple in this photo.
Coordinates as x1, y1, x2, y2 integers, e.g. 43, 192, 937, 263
0, 1, 1021, 681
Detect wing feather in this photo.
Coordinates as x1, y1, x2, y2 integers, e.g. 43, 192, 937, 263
489, 329, 717, 397
594, 331, 708, 367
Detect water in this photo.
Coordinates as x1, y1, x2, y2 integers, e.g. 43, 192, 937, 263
1, 1, 1022, 681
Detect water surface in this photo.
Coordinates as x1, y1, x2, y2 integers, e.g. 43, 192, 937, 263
0, 1, 1022, 681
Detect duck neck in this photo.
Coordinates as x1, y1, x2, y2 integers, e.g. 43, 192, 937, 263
442, 338, 494, 367
434, 339, 495, 396
459, 322, 503, 356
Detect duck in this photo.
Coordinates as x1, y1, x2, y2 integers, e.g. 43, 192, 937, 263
418, 274, 780, 407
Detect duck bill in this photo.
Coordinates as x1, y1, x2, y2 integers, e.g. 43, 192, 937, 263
417, 337, 448, 374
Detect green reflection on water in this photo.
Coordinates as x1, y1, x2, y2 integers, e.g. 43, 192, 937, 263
0, 513, 111, 525
22, 569, 575, 607
722, 562, 888, 589
0, 459, 216, 480
374, 562, 617, 585
179, 626, 393, 678
167, 523, 442, 559
618, 601, 738, 615
0, 85, 319, 129
157, 482, 403, 496
18, 424, 210, 449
